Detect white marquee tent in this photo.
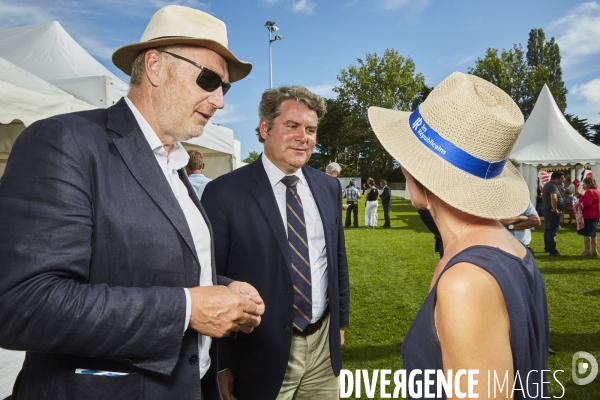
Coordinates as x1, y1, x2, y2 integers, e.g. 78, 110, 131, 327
0, 21, 128, 108
0, 21, 242, 179
509, 84, 600, 204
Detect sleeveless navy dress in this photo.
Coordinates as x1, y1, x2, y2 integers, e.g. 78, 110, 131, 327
402, 245, 549, 399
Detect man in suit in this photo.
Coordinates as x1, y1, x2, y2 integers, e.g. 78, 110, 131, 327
379, 179, 392, 228
202, 86, 350, 400
0, 6, 264, 399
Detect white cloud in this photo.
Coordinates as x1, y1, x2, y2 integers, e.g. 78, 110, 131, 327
550, 2, 600, 66
0, 3, 52, 27
262, 0, 280, 4
292, 0, 316, 14
211, 103, 247, 125
306, 84, 336, 99
571, 78, 600, 110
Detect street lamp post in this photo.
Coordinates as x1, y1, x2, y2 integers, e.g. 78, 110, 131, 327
265, 21, 283, 89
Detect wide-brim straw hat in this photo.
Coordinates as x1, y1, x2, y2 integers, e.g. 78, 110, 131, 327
112, 5, 251, 82
368, 71, 529, 219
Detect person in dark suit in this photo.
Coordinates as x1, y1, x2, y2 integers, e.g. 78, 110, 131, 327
202, 86, 350, 400
379, 179, 392, 228
0, 6, 264, 400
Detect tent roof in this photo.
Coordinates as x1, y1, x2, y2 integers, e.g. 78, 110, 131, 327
510, 84, 600, 166
0, 22, 121, 82
0, 22, 128, 107
0, 56, 93, 127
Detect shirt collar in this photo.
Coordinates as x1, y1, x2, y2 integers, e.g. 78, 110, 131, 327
124, 96, 189, 170
261, 153, 307, 188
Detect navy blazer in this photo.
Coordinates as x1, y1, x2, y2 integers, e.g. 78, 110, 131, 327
201, 159, 350, 400
0, 99, 227, 400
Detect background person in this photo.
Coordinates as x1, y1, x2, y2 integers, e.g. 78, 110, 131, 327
325, 162, 341, 178
364, 177, 379, 229
542, 171, 565, 256
185, 149, 212, 200
576, 176, 600, 256
368, 71, 549, 397
0, 7, 264, 400
202, 86, 349, 400
379, 179, 392, 228
326, 162, 348, 210
343, 179, 361, 227
500, 201, 541, 252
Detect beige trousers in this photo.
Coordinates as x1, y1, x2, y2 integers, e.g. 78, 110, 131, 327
276, 313, 339, 400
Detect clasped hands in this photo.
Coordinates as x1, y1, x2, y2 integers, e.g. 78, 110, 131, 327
188, 281, 265, 337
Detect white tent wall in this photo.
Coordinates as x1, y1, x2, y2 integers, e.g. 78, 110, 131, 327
516, 163, 540, 205
233, 139, 242, 170
49, 76, 128, 108
182, 123, 236, 178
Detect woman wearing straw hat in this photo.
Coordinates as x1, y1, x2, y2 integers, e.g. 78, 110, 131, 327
369, 72, 549, 398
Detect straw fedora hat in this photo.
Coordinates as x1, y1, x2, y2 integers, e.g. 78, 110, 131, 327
368, 71, 529, 219
112, 5, 251, 82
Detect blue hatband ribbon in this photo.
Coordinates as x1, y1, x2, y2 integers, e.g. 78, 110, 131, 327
408, 108, 506, 179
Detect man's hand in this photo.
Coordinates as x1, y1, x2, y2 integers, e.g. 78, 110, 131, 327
188, 285, 264, 337
218, 369, 234, 400
342, 204, 349, 210
340, 328, 345, 346
227, 281, 265, 332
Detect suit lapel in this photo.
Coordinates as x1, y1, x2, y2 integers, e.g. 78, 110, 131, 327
249, 160, 292, 274
108, 100, 200, 271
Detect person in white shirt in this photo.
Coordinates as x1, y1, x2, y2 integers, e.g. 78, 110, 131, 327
0, 6, 263, 399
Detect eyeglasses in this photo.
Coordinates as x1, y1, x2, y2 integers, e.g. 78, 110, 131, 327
160, 50, 231, 95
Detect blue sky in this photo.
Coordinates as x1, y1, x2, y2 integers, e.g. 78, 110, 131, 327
1, 0, 599, 159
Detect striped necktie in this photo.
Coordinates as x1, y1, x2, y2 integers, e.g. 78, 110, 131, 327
281, 175, 312, 331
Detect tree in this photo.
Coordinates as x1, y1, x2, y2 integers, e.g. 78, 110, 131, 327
331, 49, 427, 181
564, 114, 591, 138
469, 28, 568, 120
312, 98, 353, 173
242, 151, 259, 164
468, 45, 529, 111
590, 124, 600, 146
524, 28, 567, 117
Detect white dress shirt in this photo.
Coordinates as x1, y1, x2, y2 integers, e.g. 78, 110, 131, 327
261, 153, 328, 322
124, 97, 213, 378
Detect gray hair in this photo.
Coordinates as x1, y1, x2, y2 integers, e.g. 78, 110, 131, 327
128, 45, 184, 92
256, 85, 327, 143
326, 162, 342, 175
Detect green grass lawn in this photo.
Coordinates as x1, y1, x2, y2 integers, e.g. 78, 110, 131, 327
342, 197, 600, 399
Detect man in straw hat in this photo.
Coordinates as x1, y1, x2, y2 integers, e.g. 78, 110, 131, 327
0, 6, 263, 399
368, 72, 549, 397
202, 86, 349, 400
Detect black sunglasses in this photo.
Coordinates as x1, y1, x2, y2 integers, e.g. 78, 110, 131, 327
160, 50, 231, 95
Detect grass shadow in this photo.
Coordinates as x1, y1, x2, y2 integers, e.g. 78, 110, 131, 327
549, 332, 600, 352
538, 267, 600, 274
343, 343, 403, 362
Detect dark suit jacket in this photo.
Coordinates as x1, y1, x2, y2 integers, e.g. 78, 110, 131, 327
380, 185, 391, 206
0, 99, 227, 400
201, 159, 350, 400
